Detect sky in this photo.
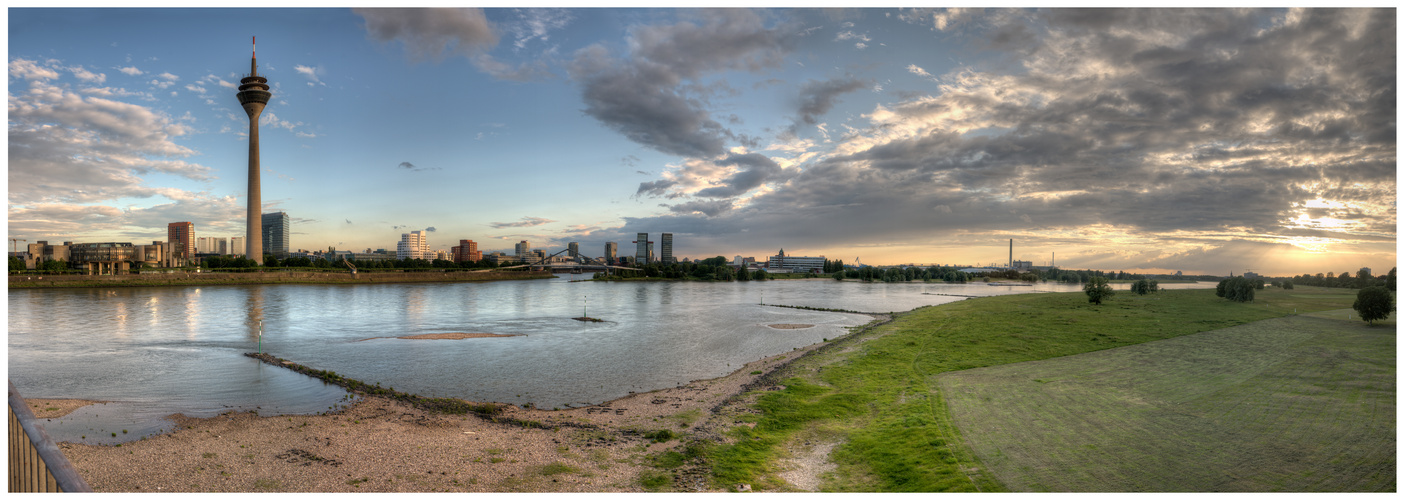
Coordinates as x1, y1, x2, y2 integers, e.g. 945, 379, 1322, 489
6, 7, 1398, 276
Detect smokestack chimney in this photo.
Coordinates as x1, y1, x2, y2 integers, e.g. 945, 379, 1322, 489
1009, 239, 1013, 269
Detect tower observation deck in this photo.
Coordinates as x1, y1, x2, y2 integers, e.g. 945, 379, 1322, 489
237, 37, 272, 264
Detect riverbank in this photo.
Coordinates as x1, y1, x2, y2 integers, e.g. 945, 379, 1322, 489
42, 314, 892, 492
7, 270, 554, 289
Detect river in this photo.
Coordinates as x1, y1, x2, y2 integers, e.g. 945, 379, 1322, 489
8, 276, 1211, 443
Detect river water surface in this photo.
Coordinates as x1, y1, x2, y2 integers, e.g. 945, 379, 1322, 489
8, 276, 1209, 443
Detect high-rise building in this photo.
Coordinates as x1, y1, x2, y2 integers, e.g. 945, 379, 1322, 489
516, 240, 531, 261
167, 221, 194, 266
604, 242, 617, 264
262, 211, 290, 259
397, 230, 429, 260
237, 37, 272, 265
451, 239, 482, 263
661, 233, 673, 264
634, 233, 651, 264
230, 237, 245, 257
216, 238, 228, 255
568, 242, 580, 259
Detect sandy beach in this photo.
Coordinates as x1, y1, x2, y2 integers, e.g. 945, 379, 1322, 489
34, 318, 886, 492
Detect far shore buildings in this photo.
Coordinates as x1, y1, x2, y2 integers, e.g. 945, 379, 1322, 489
22, 240, 167, 274
167, 221, 194, 266
604, 242, 617, 264
767, 248, 825, 273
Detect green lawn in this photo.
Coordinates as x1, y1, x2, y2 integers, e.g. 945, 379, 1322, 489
940, 313, 1395, 491
704, 286, 1383, 491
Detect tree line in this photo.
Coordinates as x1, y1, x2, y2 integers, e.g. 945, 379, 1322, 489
1289, 267, 1396, 291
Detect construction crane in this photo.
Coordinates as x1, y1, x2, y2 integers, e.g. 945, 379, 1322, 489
10, 238, 25, 254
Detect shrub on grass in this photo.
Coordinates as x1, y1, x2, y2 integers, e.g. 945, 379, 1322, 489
1084, 276, 1115, 304
1352, 286, 1394, 325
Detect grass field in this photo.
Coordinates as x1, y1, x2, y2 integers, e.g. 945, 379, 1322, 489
703, 286, 1390, 492
939, 313, 1395, 491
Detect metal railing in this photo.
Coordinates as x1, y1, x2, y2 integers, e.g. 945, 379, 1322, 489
8, 381, 91, 492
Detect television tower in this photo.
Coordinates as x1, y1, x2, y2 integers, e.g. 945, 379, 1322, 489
237, 36, 272, 265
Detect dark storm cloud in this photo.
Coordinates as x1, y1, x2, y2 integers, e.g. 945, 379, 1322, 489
795, 76, 867, 126
568, 9, 799, 158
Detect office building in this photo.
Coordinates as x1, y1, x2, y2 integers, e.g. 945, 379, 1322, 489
167, 221, 194, 266
766, 248, 826, 273
661, 233, 673, 264
216, 238, 228, 255
515, 240, 531, 261
568, 242, 580, 259
230, 237, 245, 258
397, 230, 429, 260
605, 242, 617, 264
634, 233, 651, 264
451, 240, 482, 263
262, 211, 290, 259
237, 37, 272, 265
24, 241, 71, 270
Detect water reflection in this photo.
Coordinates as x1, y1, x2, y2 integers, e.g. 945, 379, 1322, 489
245, 286, 264, 342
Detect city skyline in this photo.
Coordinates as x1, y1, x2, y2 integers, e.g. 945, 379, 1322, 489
7, 8, 1396, 276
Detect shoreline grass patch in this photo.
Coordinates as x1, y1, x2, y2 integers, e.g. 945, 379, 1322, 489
704, 287, 1364, 491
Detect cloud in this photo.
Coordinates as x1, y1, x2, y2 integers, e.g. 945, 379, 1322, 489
10, 58, 60, 80
118, 66, 142, 76
667, 199, 734, 217
795, 76, 867, 126
396, 161, 440, 172
293, 64, 325, 85
505, 8, 573, 49
694, 153, 786, 198
68, 65, 105, 83
354, 8, 498, 62
613, 9, 1396, 275
425, 226, 437, 232
489, 217, 556, 229
567, 9, 799, 158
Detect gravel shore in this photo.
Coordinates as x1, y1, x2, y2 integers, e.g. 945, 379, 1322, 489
33, 322, 870, 493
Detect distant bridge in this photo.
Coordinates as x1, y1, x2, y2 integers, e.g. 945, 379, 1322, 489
474, 247, 636, 275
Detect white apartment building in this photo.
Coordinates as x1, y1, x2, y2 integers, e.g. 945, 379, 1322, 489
397, 230, 430, 260
231, 237, 245, 257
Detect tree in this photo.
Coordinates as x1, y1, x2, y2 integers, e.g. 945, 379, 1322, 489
1216, 279, 1228, 298
752, 269, 769, 280
1084, 276, 1115, 305
833, 269, 844, 281
9, 256, 27, 272
1222, 276, 1255, 302
1352, 286, 1394, 325
1282, 280, 1294, 290
1388, 267, 1397, 292
737, 267, 751, 281
1131, 279, 1151, 295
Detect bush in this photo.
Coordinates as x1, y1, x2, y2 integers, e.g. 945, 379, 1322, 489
1352, 286, 1394, 325
1084, 276, 1115, 305
1221, 276, 1255, 302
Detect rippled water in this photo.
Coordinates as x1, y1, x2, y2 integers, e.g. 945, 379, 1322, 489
8, 276, 1210, 443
